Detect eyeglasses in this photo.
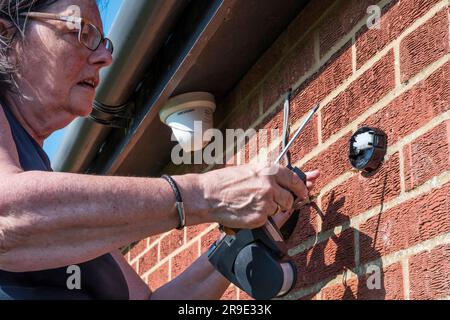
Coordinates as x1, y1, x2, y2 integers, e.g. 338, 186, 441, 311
20, 12, 114, 54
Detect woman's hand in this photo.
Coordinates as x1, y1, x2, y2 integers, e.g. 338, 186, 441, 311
272, 169, 320, 229
198, 162, 319, 229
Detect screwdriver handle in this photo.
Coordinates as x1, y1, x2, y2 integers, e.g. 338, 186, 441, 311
286, 164, 307, 184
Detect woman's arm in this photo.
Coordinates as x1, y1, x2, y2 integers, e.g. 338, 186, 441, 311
110, 247, 229, 300
0, 170, 206, 272
0, 106, 310, 274
110, 170, 320, 300
110, 249, 152, 300
0, 106, 209, 272
147, 171, 320, 300
150, 238, 230, 300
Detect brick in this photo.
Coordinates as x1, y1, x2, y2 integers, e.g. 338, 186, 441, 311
285, 205, 319, 248
253, 105, 318, 164
223, 93, 260, 131
147, 262, 169, 291
284, 36, 316, 92
229, 137, 258, 168
321, 153, 401, 231
409, 244, 450, 299
321, 50, 395, 142
200, 227, 221, 255
364, 61, 450, 146
216, 89, 239, 129
291, 41, 353, 119
289, 115, 319, 163
225, 152, 237, 167
359, 182, 450, 264
160, 229, 184, 261
356, 0, 440, 68
357, 262, 404, 299
131, 261, 138, 274
238, 0, 338, 101
285, 0, 338, 43
186, 223, 211, 243
245, 133, 259, 163
242, 131, 267, 166
321, 262, 404, 300
147, 234, 162, 248
319, 0, 373, 57
292, 228, 355, 289
221, 105, 270, 166
262, 36, 315, 112
302, 133, 353, 193
321, 277, 358, 300
258, 104, 284, 133
266, 142, 284, 165
400, 8, 450, 82
129, 240, 147, 261
403, 121, 450, 191
138, 245, 158, 275
171, 242, 199, 279
252, 105, 284, 163
238, 37, 289, 101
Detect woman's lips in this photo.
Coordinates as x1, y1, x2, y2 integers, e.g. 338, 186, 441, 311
77, 83, 95, 91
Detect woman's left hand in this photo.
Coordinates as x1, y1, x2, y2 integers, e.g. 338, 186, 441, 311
272, 169, 320, 228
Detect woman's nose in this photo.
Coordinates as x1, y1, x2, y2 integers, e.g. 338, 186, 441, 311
88, 42, 113, 68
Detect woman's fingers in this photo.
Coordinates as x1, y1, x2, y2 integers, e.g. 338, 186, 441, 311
274, 166, 308, 201
273, 169, 320, 213
271, 184, 294, 213
201, 163, 320, 230
272, 209, 294, 228
305, 169, 320, 189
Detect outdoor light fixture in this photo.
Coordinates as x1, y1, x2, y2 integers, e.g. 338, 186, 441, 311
159, 92, 216, 152
348, 127, 387, 174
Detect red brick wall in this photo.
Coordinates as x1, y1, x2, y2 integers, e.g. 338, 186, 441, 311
124, 0, 450, 300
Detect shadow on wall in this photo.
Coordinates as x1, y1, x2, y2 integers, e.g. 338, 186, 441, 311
261, 0, 403, 300
286, 172, 389, 300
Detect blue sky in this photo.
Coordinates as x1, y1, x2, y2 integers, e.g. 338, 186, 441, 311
43, 0, 124, 162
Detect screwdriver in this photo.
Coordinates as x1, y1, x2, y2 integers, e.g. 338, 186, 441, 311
275, 103, 319, 166
221, 103, 320, 235
275, 103, 319, 208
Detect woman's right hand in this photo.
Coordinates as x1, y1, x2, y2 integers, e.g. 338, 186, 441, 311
196, 162, 314, 229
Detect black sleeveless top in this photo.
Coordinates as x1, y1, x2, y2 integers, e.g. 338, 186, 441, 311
0, 103, 129, 300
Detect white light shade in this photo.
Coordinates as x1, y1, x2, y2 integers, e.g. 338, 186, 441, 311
159, 92, 216, 152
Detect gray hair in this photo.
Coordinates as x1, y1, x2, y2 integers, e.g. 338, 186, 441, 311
0, 0, 59, 95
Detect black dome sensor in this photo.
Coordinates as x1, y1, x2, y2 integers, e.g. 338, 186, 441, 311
349, 127, 387, 174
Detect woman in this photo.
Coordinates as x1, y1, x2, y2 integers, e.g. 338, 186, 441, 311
0, 0, 319, 299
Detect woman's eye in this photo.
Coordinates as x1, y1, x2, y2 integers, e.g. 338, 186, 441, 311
69, 30, 80, 38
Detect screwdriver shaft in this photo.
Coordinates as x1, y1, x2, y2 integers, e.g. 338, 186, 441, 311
274, 104, 319, 164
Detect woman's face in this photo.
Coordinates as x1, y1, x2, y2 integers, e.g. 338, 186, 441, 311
12, 0, 112, 119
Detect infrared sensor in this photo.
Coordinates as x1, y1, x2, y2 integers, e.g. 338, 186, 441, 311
349, 127, 387, 174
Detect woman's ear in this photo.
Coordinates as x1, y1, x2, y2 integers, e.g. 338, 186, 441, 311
0, 17, 18, 67
0, 18, 15, 39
